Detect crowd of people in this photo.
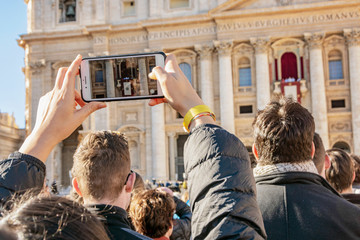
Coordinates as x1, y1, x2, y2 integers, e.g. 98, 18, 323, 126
0, 54, 359, 239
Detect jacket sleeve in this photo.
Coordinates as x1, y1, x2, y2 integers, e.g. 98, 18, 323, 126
170, 196, 192, 240
0, 152, 46, 205
184, 124, 266, 240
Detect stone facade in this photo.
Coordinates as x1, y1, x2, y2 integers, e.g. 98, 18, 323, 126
19, 0, 360, 188
0, 113, 25, 160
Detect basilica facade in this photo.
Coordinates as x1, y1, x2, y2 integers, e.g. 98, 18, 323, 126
19, 0, 360, 188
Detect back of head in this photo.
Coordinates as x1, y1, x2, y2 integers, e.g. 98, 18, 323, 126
351, 154, 360, 184
312, 133, 326, 174
72, 131, 130, 201
253, 98, 315, 165
326, 148, 354, 193
129, 189, 175, 238
1, 195, 109, 240
133, 172, 145, 193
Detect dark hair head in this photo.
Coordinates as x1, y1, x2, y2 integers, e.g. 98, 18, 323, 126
312, 132, 326, 174
1, 195, 109, 240
252, 98, 315, 165
0, 224, 17, 240
351, 154, 360, 183
325, 148, 354, 193
129, 189, 175, 238
72, 131, 130, 201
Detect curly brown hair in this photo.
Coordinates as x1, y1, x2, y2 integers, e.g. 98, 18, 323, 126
129, 189, 175, 238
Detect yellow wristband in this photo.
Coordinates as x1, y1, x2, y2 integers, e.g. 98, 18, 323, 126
183, 105, 215, 132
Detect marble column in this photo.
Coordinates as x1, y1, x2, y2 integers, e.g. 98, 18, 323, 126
304, 32, 329, 149
168, 132, 176, 180
151, 104, 167, 180
195, 44, 215, 111
344, 28, 360, 154
105, 60, 115, 98
250, 37, 271, 111
138, 58, 149, 95
214, 40, 235, 133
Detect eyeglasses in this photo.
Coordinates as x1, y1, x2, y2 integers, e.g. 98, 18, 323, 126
124, 170, 134, 185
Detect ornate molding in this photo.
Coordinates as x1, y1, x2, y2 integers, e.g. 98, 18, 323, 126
250, 37, 270, 54
214, 40, 233, 56
330, 121, 352, 132
29, 59, 46, 74
344, 28, 360, 47
194, 44, 214, 59
304, 32, 325, 50
233, 43, 254, 56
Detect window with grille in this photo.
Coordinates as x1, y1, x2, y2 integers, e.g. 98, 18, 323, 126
179, 62, 192, 84
328, 50, 344, 80
239, 67, 252, 87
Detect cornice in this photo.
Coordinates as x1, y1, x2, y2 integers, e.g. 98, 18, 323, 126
211, 1, 360, 20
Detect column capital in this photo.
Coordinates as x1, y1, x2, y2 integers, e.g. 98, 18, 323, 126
167, 132, 176, 137
214, 40, 233, 56
304, 32, 325, 49
344, 28, 360, 47
195, 44, 214, 58
250, 37, 270, 54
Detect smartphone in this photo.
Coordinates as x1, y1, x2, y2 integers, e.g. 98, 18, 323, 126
80, 52, 165, 102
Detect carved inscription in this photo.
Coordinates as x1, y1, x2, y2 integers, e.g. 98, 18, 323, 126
106, 10, 359, 45
217, 11, 360, 32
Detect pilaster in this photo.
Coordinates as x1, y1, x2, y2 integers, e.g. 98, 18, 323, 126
250, 37, 271, 110
304, 32, 329, 148
195, 44, 215, 111
214, 40, 235, 133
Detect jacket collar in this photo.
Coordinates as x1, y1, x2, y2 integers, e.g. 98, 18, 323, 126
89, 204, 132, 230
255, 171, 341, 197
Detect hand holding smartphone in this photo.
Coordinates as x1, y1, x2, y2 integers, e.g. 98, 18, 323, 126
80, 52, 165, 102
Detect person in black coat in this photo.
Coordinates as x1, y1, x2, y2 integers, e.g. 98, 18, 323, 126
0, 54, 266, 240
252, 98, 360, 240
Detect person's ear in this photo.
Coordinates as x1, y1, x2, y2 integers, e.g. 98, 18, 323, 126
352, 171, 356, 183
72, 177, 83, 197
325, 154, 331, 170
125, 172, 136, 193
252, 143, 259, 160
311, 142, 315, 158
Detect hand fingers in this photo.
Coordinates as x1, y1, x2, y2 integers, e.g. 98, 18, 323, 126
54, 68, 68, 90
148, 98, 167, 106
150, 66, 169, 85
62, 54, 82, 93
164, 54, 179, 73
74, 102, 107, 123
75, 90, 86, 107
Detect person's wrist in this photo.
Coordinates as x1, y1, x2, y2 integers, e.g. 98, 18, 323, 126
188, 115, 216, 132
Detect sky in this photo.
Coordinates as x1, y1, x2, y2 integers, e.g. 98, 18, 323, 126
0, 1, 27, 128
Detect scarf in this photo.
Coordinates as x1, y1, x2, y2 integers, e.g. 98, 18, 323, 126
253, 160, 318, 177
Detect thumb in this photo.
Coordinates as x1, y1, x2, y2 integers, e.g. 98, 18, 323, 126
75, 102, 107, 121
150, 66, 169, 85
148, 98, 167, 106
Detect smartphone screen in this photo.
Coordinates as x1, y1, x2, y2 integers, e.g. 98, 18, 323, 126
80, 52, 165, 102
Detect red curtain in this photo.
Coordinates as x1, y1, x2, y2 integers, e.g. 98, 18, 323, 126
281, 52, 298, 79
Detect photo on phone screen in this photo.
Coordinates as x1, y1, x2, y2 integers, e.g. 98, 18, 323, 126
80, 53, 165, 102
